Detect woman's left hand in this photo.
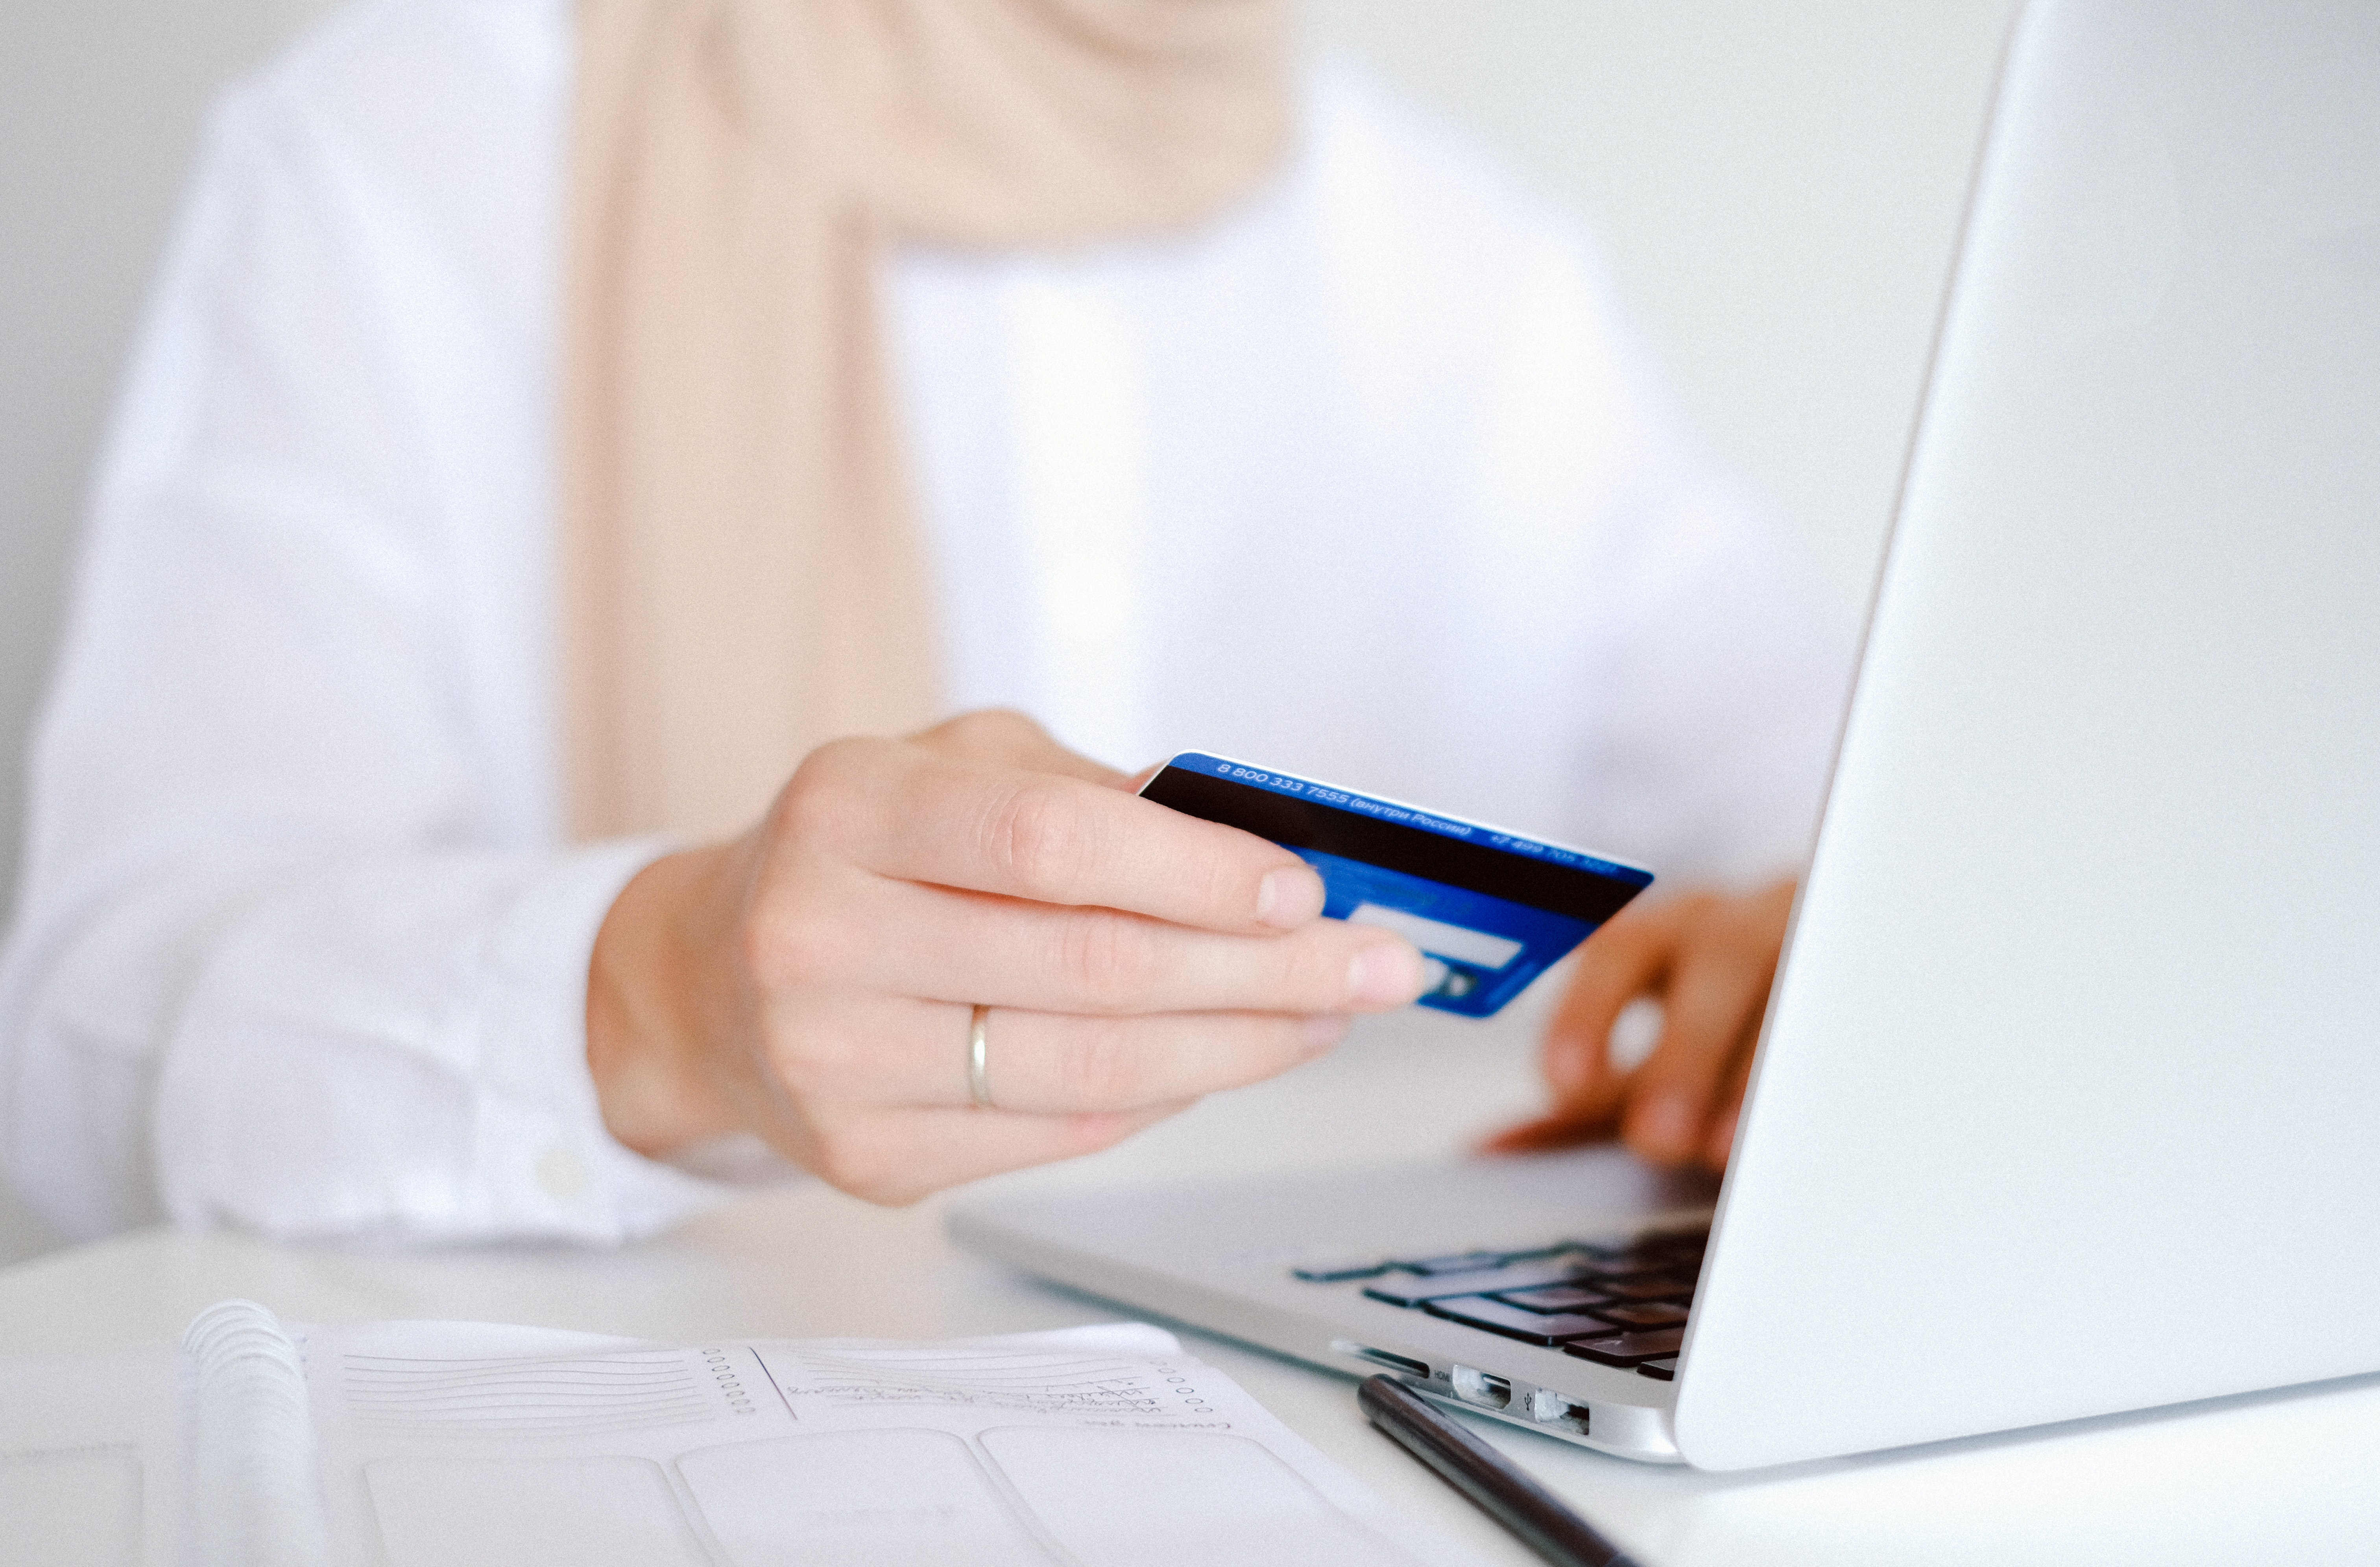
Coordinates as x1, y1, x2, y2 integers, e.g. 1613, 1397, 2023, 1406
1484, 879, 1797, 1173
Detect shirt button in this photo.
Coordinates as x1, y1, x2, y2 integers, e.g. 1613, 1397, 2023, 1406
535, 1147, 588, 1200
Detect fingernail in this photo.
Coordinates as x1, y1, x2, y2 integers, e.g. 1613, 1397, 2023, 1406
1348, 940, 1424, 1007
1629, 1094, 1699, 1157
1256, 865, 1325, 929
1300, 1013, 1351, 1057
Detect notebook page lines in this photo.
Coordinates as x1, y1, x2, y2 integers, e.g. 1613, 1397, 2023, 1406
761, 1345, 1182, 1417
341, 1350, 724, 1437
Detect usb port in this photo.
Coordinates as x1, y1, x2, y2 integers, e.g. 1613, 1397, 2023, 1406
1450, 1366, 1512, 1410
1529, 1388, 1590, 1433
1333, 1341, 1429, 1378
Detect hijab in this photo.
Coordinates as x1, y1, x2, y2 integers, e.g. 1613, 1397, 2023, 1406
561, 0, 1289, 838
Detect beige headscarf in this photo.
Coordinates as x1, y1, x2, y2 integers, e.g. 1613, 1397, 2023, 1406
561, 0, 1289, 840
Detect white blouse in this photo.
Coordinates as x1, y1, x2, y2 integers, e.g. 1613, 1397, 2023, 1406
0, 0, 1848, 1244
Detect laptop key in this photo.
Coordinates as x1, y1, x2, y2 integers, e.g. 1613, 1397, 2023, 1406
1421, 1296, 1629, 1347
1361, 1256, 1596, 1308
1401, 1251, 1520, 1277
1591, 1300, 1691, 1329
1564, 1327, 1688, 1367
1495, 1283, 1616, 1314
1289, 1259, 1394, 1283
1576, 1254, 1689, 1283
1640, 1245, 1706, 1278
1590, 1275, 1696, 1302
1635, 1357, 1681, 1382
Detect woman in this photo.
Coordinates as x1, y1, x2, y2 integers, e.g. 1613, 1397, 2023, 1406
0, 0, 1842, 1242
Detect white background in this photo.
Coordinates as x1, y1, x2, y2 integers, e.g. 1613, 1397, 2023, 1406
0, 0, 2022, 1260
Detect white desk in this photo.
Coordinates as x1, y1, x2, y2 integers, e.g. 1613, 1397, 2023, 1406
4, 1006, 2376, 1565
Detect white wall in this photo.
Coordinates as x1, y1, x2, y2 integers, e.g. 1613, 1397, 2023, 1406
1307, 0, 2022, 620
2, 0, 333, 915
0, 0, 331, 1265
0, 0, 2019, 1264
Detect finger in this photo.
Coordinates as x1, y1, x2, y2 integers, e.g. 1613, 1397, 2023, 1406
780, 739, 1329, 934
768, 876, 1424, 1015
1651, 881, 1792, 1173
1477, 1108, 1622, 1155
1698, 1025, 1763, 1172
1494, 907, 1688, 1155
840, 1000, 1351, 1115
947, 890, 1424, 1015
1620, 916, 1779, 1167
908, 709, 1126, 787
1540, 903, 1684, 1109
1701, 1095, 1746, 1173
792, 1102, 1189, 1206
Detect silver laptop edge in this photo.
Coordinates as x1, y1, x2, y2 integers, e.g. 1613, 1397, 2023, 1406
947, 1149, 1718, 1461
956, 0, 2380, 1469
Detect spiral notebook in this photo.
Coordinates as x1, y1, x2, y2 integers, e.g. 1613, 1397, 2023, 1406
0, 1301, 1486, 1567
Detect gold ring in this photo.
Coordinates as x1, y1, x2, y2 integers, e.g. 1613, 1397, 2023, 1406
968, 1004, 995, 1110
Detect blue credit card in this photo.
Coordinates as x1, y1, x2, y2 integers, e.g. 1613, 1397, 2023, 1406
1139, 752, 1654, 1017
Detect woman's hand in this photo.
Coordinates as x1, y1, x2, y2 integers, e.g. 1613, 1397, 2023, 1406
586, 710, 1426, 1202
1485, 880, 1796, 1173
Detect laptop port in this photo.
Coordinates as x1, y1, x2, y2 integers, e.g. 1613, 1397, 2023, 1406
1450, 1366, 1512, 1410
1333, 1341, 1429, 1379
1529, 1389, 1590, 1434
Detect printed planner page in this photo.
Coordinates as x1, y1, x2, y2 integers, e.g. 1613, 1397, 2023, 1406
0, 1348, 178, 1567
301, 1318, 1488, 1567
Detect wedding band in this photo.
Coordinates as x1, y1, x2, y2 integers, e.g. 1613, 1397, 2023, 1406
968, 1004, 995, 1110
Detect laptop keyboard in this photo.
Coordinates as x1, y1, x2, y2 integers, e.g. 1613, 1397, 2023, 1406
1293, 1227, 1708, 1382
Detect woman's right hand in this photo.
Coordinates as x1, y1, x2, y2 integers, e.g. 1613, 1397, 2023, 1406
585, 710, 1426, 1202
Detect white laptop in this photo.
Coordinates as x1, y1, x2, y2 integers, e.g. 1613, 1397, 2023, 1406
951, 0, 2380, 1468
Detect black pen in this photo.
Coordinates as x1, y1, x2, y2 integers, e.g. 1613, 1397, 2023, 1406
1359, 1375, 1641, 1567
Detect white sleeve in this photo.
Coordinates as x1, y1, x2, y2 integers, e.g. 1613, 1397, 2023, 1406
1569, 465, 1854, 890
1449, 181, 1855, 888
0, 80, 729, 1243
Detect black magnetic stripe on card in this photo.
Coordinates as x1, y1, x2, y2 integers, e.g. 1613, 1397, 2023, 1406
1141, 769, 1643, 925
